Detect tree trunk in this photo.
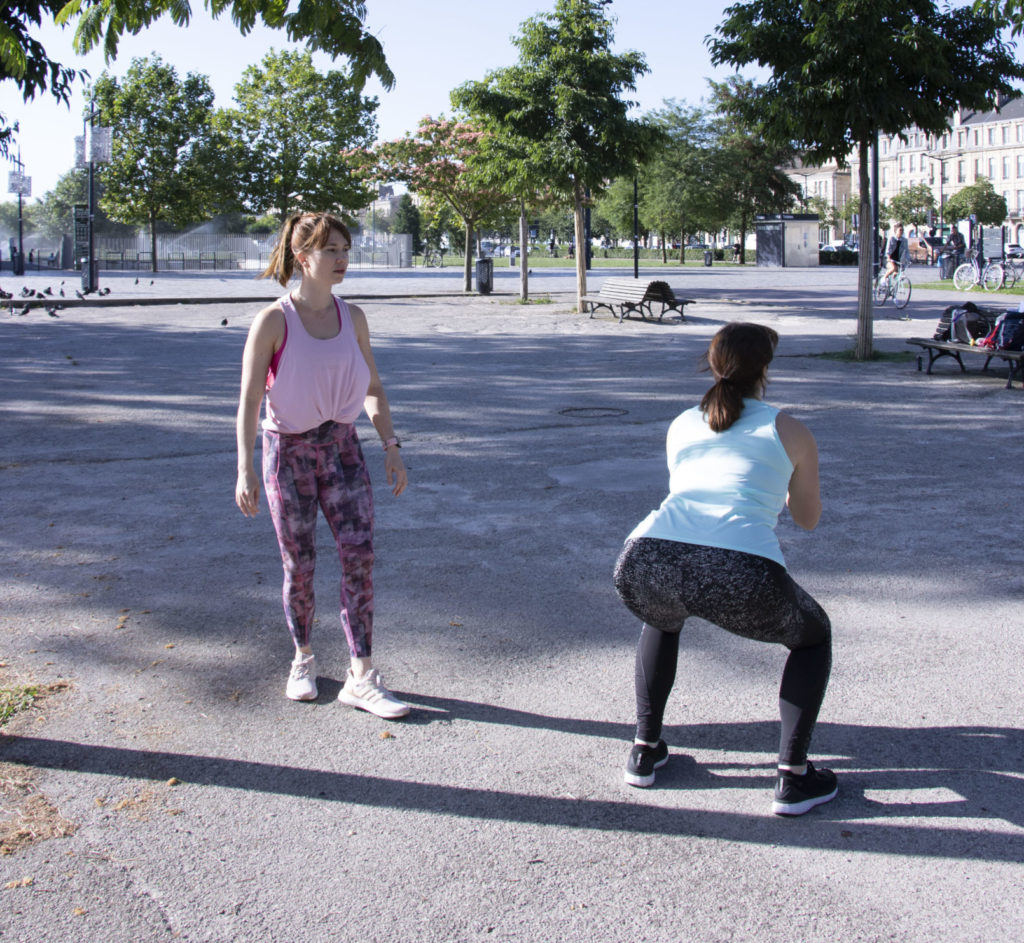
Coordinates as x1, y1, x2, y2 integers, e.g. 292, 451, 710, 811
519, 201, 529, 303
855, 140, 874, 361
660, 230, 667, 264
150, 210, 159, 273
463, 221, 474, 293
573, 181, 587, 311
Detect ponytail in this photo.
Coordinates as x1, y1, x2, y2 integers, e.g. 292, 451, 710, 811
259, 212, 353, 287
699, 323, 779, 432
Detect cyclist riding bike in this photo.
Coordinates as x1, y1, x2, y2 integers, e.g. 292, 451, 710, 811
883, 224, 910, 281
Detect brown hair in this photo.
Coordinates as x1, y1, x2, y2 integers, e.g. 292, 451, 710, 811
260, 212, 352, 286
699, 322, 779, 432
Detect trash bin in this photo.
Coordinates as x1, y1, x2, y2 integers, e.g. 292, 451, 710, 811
703, 250, 713, 267
476, 257, 493, 294
939, 253, 957, 280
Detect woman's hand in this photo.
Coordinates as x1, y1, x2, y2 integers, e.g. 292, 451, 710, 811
236, 466, 261, 517
385, 447, 408, 497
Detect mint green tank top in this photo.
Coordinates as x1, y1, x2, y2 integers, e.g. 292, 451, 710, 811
627, 398, 794, 567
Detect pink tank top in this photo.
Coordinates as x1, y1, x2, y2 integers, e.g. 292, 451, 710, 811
262, 294, 371, 433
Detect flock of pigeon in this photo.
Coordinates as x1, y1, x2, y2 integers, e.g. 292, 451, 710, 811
4, 279, 156, 319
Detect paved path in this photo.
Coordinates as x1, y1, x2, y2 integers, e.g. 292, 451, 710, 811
1, 265, 1022, 942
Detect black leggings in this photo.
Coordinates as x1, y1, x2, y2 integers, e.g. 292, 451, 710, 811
614, 537, 832, 766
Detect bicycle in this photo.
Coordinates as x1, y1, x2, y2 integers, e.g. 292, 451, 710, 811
953, 250, 1005, 291
873, 263, 912, 312
980, 256, 1024, 291
421, 247, 444, 268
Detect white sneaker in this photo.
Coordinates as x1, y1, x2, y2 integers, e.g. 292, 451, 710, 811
285, 653, 318, 701
338, 667, 409, 719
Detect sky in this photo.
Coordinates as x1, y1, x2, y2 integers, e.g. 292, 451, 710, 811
0, 0, 751, 200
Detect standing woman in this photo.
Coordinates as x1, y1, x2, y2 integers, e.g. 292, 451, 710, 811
614, 323, 835, 815
236, 212, 409, 719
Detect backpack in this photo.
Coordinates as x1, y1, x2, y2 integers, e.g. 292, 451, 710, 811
976, 311, 1024, 350
936, 302, 990, 343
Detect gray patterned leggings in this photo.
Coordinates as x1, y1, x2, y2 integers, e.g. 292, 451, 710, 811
263, 421, 375, 657
614, 537, 831, 765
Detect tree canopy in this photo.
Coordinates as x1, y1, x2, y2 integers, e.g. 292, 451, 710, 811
452, 0, 656, 309
217, 49, 379, 222
55, 0, 393, 89
0, 1, 85, 155
943, 177, 1008, 226
709, 0, 1024, 358
888, 183, 937, 229
92, 55, 228, 269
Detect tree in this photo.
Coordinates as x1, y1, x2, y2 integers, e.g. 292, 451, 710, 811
91, 55, 227, 270
371, 116, 508, 291
2, 0, 389, 158
55, 0, 393, 90
707, 77, 800, 265
0, 1, 84, 155
390, 193, 422, 255
641, 101, 722, 263
887, 184, 937, 230
451, 0, 656, 311
943, 177, 1008, 226
217, 49, 379, 222
709, 0, 1024, 359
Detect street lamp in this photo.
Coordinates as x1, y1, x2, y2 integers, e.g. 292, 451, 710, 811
74, 99, 112, 292
927, 151, 962, 235
7, 149, 31, 275
792, 171, 811, 209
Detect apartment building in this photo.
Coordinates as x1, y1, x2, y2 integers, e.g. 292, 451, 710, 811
789, 96, 1024, 243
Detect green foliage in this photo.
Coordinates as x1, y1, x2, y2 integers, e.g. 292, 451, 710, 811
390, 193, 422, 255
92, 55, 229, 242
943, 177, 1008, 225
450, 0, 656, 304
0, 684, 39, 725
217, 48, 378, 222
0, 1, 86, 155
888, 183, 937, 228
709, 0, 1024, 164
708, 0, 1024, 358
55, 0, 393, 90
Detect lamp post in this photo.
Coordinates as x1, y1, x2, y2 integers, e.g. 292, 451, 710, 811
928, 151, 962, 235
792, 171, 811, 209
7, 149, 31, 275
75, 99, 112, 292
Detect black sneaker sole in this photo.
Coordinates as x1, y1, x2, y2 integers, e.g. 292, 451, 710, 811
624, 751, 669, 788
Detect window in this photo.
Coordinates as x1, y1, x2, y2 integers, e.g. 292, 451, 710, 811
975, 130, 980, 146
1018, 191, 1024, 214
988, 128, 996, 145
1004, 156, 1011, 179
1018, 155, 1024, 178
882, 167, 889, 187
975, 158, 982, 178
1018, 124, 1024, 143
899, 155, 905, 172
1003, 126, 1010, 144
909, 154, 916, 172
958, 160, 966, 183
989, 159, 996, 178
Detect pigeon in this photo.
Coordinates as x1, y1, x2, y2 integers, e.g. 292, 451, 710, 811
135, 278, 139, 285
75, 290, 85, 300
98, 287, 111, 296
0, 289, 11, 300
34, 290, 46, 299
220, 318, 228, 326
149, 280, 154, 286
59, 288, 65, 297
44, 287, 53, 295
46, 306, 59, 318
20, 287, 31, 297
18, 304, 30, 316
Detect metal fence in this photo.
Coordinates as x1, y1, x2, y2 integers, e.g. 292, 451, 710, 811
87, 232, 412, 271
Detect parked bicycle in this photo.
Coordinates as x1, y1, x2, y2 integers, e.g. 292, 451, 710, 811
421, 246, 445, 268
953, 249, 1005, 292
873, 263, 912, 312
979, 255, 1024, 291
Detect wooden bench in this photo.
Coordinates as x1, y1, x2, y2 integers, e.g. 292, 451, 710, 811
581, 277, 694, 323
906, 337, 1024, 389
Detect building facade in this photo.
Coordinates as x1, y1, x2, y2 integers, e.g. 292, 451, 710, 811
789, 96, 1024, 244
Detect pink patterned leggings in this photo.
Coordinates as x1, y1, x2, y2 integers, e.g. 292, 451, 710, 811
263, 421, 374, 657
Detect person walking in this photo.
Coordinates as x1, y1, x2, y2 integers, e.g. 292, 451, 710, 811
235, 212, 410, 719
613, 323, 835, 816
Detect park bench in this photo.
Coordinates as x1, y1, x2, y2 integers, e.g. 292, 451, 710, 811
905, 337, 1024, 389
581, 277, 694, 322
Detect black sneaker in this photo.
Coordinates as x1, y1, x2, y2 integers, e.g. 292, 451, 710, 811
772, 761, 838, 816
624, 740, 669, 787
